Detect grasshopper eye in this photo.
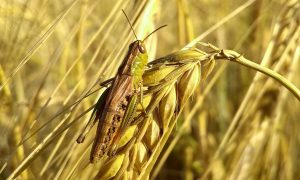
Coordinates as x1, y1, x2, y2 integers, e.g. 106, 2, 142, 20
138, 45, 146, 53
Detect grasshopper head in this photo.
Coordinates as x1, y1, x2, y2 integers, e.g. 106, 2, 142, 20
128, 40, 147, 55
134, 40, 147, 54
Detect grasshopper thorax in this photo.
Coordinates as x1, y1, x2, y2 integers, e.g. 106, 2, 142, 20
128, 40, 148, 85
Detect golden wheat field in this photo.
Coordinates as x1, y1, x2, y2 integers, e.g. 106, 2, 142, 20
0, 0, 300, 179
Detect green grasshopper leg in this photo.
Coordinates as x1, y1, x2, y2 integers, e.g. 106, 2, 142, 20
108, 93, 139, 156
76, 88, 110, 143
138, 82, 147, 114
108, 84, 151, 156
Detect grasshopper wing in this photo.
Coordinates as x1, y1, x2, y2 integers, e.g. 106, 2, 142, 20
76, 88, 110, 143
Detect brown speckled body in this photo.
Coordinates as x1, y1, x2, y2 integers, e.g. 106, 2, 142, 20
90, 40, 148, 163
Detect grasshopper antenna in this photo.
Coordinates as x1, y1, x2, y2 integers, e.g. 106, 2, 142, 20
122, 9, 138, 40
143, 24, 167, 42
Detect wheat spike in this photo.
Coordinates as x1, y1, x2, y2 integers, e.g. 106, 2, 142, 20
93, 48, 215, 179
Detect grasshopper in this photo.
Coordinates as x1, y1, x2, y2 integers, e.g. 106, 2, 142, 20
76, 10, 166, 163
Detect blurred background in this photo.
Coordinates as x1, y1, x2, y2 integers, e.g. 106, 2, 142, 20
0, 0, 299, 179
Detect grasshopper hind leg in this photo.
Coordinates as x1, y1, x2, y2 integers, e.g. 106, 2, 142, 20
138, 82, 148, 115
108, 93, 139, 156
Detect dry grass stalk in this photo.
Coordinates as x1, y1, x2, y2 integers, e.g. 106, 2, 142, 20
204, 1, 300, 179
1, 0, 300, 179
